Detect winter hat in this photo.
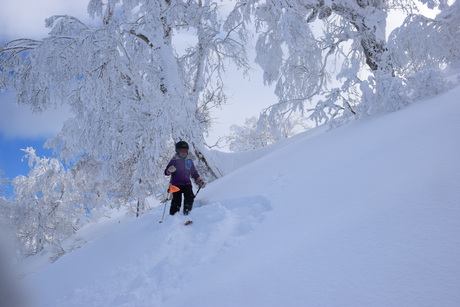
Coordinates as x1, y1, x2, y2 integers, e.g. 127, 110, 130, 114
175, 141, 189, 152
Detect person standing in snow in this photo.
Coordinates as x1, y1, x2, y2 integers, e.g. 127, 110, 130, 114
164, 141, 206, 215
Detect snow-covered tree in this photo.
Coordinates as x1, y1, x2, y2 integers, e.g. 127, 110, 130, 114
228, 0, 451, 130
387, 0, 460, 102
0, 0, 249, 211
227, 115, 309, 151
227, 117, 277, 151
0, 171, 12, 236
390, 0, 459, 75
0, 170, 8, 197
12, 148, 85, 258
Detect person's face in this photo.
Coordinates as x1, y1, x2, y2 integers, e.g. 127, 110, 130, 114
178, 148, 188, 158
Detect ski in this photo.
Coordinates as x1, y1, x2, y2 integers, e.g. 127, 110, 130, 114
184, 220, 193, 226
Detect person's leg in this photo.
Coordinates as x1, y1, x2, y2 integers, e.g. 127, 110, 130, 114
182, 185, 195, 215
169, 190, 182, 215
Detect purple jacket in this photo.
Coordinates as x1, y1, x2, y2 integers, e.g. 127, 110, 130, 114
164, 154, 200, 186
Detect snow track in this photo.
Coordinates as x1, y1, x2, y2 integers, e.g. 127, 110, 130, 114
25, 196, 271, 306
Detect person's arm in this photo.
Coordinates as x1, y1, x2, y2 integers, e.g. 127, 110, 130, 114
191, 161, 205, 187
190, 161, 199, 180
165, 161, 176, 176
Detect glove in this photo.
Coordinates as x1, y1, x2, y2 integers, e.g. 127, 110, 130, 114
167, 165, 176, 174
196, 177, 206, 188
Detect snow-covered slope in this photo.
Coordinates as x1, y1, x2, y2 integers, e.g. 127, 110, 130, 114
20, 86, 460, 307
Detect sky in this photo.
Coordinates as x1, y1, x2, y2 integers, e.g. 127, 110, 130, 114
10, 83, 460, 306
0, 0, 277, 195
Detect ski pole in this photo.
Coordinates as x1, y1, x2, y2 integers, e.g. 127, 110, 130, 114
194, 186, 201, 198
159, 200, 167, 223
159, 187, 172, 223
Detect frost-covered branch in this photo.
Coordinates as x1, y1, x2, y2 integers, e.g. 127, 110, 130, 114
229, 0, 453, 132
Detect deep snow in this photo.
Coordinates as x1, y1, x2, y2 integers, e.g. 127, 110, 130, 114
11, 85, 460, 306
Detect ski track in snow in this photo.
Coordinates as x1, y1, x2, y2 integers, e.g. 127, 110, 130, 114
28, 196, 272, 307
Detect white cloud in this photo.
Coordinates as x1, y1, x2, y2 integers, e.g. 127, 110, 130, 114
0, 1, 85, 140
0, 91, 70, 139
0, 0, 89, 40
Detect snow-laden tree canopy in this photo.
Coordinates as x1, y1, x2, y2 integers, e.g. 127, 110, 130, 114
226, 0, 456, 138
0, 0, 249, 211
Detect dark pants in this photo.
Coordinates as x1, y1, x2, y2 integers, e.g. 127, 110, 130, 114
170, 184, 195, 215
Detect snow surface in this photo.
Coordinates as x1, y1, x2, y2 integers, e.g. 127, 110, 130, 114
14, 86, 460, 306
